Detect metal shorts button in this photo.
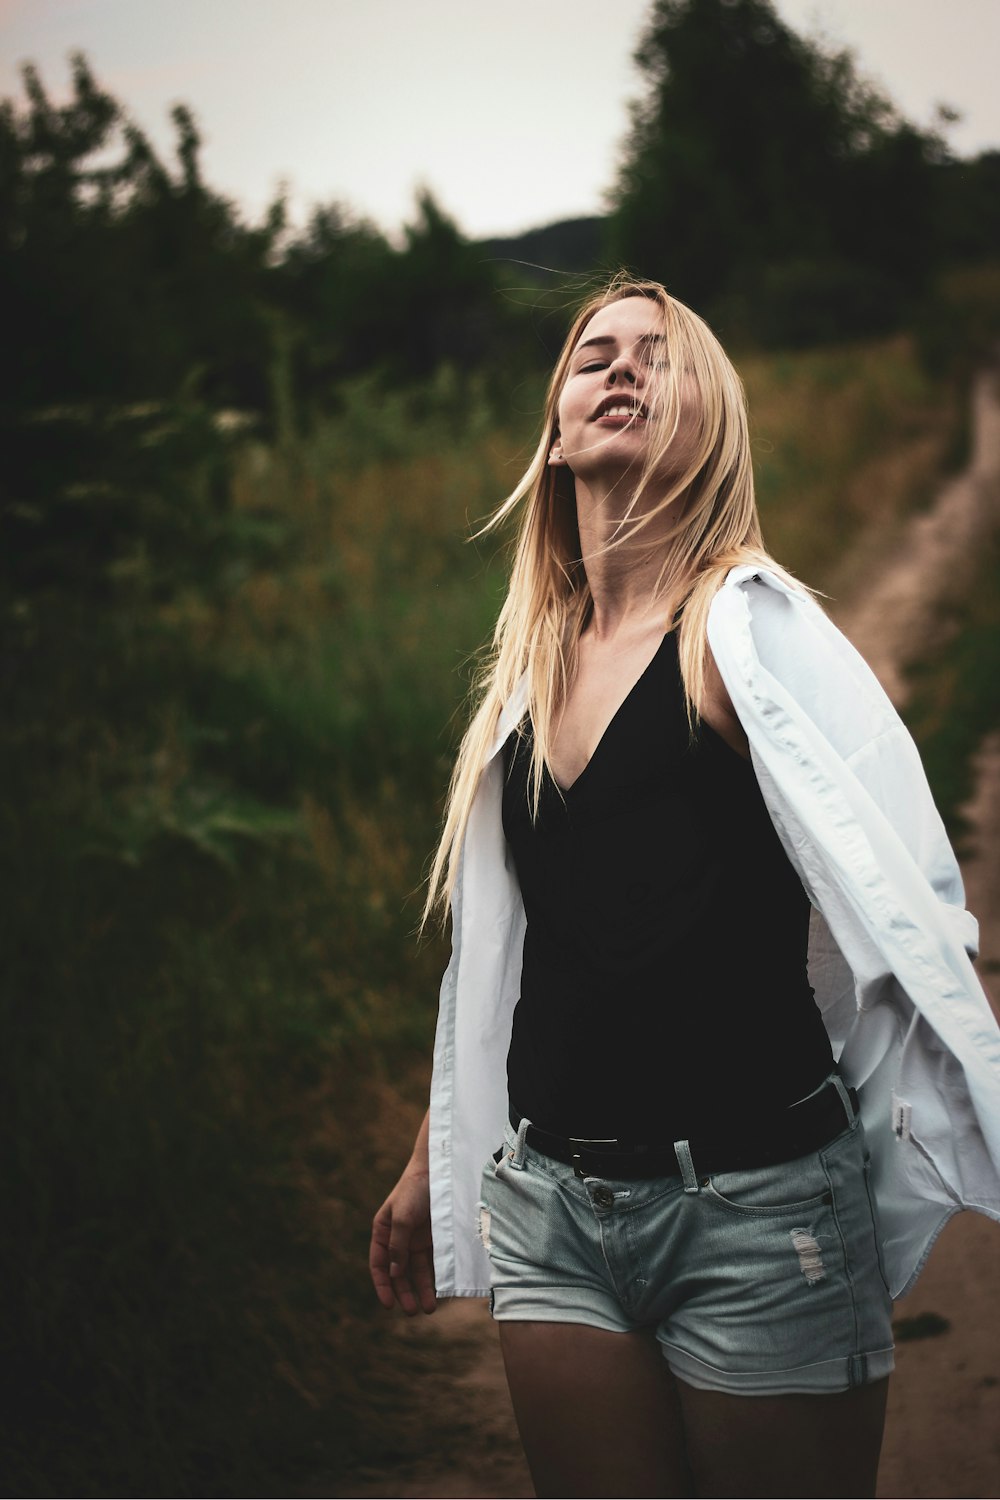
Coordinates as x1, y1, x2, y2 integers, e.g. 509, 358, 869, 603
592, 1185, 615, 1209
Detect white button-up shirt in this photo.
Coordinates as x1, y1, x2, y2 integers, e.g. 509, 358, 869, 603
428, 566, 1000, 1299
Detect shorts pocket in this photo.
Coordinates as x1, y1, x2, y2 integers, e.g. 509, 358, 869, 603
862, 1152, 892, 1296
701, 1154, 833, 1217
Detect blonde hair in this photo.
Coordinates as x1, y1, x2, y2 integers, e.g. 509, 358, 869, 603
423, 273, 800, 926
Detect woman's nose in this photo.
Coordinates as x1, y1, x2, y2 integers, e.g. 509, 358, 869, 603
607, 353, 641, 386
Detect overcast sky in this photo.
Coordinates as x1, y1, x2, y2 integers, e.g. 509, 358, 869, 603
2, 0, 998, 240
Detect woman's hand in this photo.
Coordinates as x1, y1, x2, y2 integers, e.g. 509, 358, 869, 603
369, 1112, 437, 1315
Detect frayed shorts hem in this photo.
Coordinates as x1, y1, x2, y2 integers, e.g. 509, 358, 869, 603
488, 1295, 895, 1395
490, 1284, 634, 1332
660, 1340, 895, 1395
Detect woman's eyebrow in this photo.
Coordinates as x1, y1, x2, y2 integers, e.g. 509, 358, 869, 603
575, 334, 615, 353
573, 331, 667, 355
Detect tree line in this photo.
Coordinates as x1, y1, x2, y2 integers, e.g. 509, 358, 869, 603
3, 0, 998, 432
608, 0, 1000, 345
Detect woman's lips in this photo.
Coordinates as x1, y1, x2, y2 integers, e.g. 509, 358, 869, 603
592, 397, 649, 424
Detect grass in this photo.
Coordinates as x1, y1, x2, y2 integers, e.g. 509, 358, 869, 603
903, 527, 1000, 846
0, 326, 987, 1496
742, 334, 966, 597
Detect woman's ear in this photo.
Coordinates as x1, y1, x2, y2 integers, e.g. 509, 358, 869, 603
547, 438, 566, 467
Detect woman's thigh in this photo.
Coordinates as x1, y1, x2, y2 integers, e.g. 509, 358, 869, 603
498, 1322, 888, 1500
498, 1321, 693, 1500
677, 1375, 889, 1499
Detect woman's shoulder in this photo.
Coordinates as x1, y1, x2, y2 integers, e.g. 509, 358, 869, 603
711, 564, 872, 677
708, 564, 837, 679
708, 565, 902, 756
713, 562, 819, 614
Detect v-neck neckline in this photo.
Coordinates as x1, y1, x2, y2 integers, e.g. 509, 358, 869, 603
552, 630, 675, 794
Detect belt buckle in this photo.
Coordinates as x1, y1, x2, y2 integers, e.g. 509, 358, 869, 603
568, 1135, 618, 1179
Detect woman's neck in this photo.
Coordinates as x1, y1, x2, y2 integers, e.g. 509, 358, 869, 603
575, 476, 686, 641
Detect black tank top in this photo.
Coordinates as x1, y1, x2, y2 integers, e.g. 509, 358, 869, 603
500, 630, 833, 1141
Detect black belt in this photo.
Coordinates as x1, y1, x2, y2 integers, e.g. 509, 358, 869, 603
509, 1077, 858, 1181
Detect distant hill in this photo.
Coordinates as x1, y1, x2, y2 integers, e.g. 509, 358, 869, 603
475, 215, 608, 282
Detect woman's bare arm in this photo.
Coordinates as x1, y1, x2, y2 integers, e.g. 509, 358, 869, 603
702, 643, 750, 759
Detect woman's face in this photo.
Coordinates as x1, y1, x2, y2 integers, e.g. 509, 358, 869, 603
554, 297, 665, 477
553, 296, 697, 494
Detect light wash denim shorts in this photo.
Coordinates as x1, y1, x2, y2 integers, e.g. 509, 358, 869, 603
478, 1107, 895, 1396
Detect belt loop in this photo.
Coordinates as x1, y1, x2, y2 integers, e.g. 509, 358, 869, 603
510, 1115, 532, 1171
830, 1073, 856, 1126
674, 1139, 700, 1194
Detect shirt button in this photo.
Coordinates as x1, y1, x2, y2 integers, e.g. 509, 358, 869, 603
593, 1185, 615, 1209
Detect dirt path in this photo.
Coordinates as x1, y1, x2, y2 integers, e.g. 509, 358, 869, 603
340, 365, 1000, 1500
873, 729, 1000, 1497
841, 364, 1000, 709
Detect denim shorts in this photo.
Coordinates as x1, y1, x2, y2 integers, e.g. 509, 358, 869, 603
477, 1107, 895, 1396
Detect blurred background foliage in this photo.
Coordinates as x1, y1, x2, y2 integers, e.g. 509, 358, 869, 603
2, 1, 1000, 1494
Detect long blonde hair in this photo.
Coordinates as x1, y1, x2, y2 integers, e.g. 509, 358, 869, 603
423, 273, 799, 925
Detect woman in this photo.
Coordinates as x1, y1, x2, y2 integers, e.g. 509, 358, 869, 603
369, 276, 1000, 1498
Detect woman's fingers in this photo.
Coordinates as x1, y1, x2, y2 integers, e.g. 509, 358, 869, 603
370, 1200, 413, 1308
387, 1231, 435, 1316
370, 1187, 436, 1314
369, 1201, 402, 1309
390, 1256, 421, 1315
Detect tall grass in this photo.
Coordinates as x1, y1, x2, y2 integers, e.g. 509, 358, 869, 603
0, 334, 973, 1496
904, 527, 1000, 846
743, 335, 966, 595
